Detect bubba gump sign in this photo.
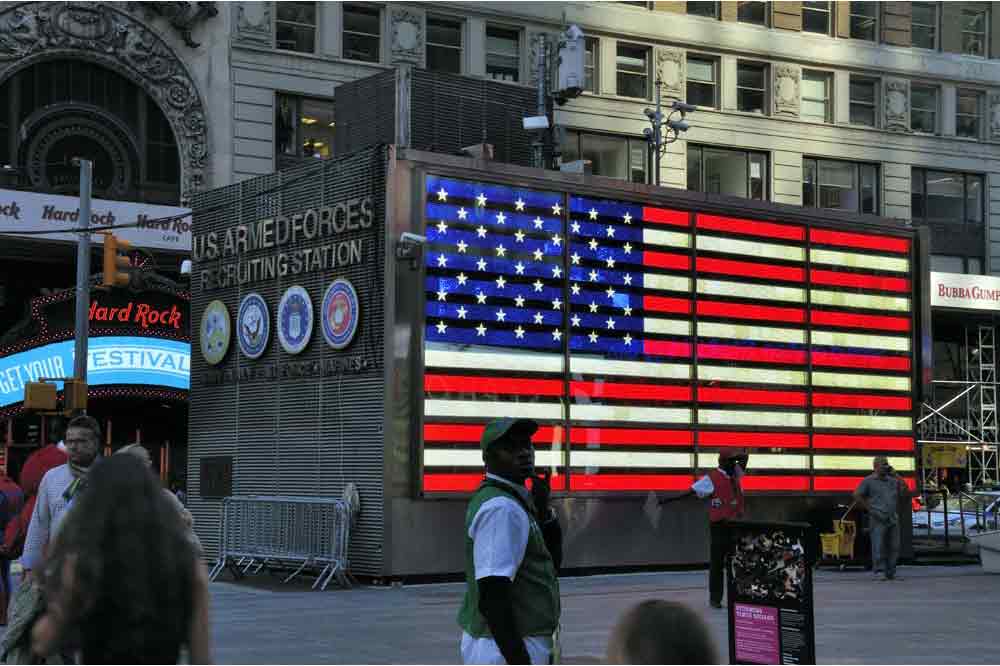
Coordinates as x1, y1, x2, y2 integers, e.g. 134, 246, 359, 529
931, 272, 1000, 311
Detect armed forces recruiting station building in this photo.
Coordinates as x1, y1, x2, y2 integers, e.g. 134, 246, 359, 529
188, 146, 925, 577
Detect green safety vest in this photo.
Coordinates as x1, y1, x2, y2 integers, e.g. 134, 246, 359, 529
457, 478, 561, 639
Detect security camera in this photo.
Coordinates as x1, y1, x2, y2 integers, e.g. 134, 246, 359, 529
671, 101, 698, 114
400, 232, 427, 245
180, 259, 192, 275
667, 119, 690, 132
643, 128, 653, 139
522, 115, 550, 131
644, 108, 656, 120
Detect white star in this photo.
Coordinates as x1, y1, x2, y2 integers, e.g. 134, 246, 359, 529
476, 291, 488, 304
456, 306, 468, 319
514, 229, 525, 243
436, 320, 448, 334
436, 187, 448, 202
476, 323, 487, 336
606, 225, 615, 238
623, 305, 633, 316
436, 289, 448, 301
588, 330, 599, 344
589, 208, 599, 220
477, 225, 488, 238
552, 328, 563, 341
552, 298, 562, 310
533, 249, 544, 262
533, 279, 544, 292
623, 242, 633, 255
606, 286, 616, 299
457, 207, 468, 220
496, 211, 507, 225
552, 265, 563, 279
571, 252, 581, 265
476, 193, 487, 207
571, 221, 581, 234
477, 258, 488, 271
571, 283, 581, 295
437, 220, 448, 234
623, 333, 633, 346
623, 273, 633, 286
623, 212, 632, 224
606, 317, 616, 330
589, 301, 599, 313
457, 272, 469, 286
514, 294, 526, 307
495, 275, 507, 289
551, 234, 562, 247
606, 257, 616, 269
552, 202, 562, 215
589, 270, 599, 282
495, 309, 507, 322
588, 238, 599, 251
515, 198, 526, 211
534, 217, 545, 229
437, 254, 448, 267
514, 325, 526, 339
496, 244, 507, 257
571, 314, 581, 327
534, 311, 545, 325
457, 240, 468, 253
514, 261, 526, 275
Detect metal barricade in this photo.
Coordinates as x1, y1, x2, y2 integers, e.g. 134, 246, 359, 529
209, 495, 354, 590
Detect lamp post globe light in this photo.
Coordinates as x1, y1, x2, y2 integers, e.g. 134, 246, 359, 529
644, 77, 696, 186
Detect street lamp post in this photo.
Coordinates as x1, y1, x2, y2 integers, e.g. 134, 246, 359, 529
643, 77, 696, 186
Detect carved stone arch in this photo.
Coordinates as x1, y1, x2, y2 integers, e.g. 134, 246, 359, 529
0, 2, 210, 202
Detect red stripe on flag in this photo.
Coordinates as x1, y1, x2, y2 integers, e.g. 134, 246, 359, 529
740, 475, 811, 492
425, 374, 563, 396
643, 251, 691, 271
569, 474, 694, 491
814, 475, 916, 492
699, 431, 810, 448
642, 206, 690, 227
696, 214, 805, 241
698, 300, 805, 323
571, 381, 692, 402
424, 473, 567, 493
569, 428, 694, 446
813, 434, 914, 451
697, 343, 807, 365
643, 295, 692, 314
698, 386, 807, 407
697, 257, 805, 282
643, 340, 693, 358
810, 310, 910, 332
811, 351, 911, 372
424, 424, 565, 443
810, 269, 910, 293
812, 393, 912, 411
810, 228, 910, 254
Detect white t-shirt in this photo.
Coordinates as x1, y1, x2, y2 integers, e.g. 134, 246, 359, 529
460, 475, 553, 665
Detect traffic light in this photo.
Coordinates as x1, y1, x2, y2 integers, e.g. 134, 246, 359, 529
102, 233, 132, 287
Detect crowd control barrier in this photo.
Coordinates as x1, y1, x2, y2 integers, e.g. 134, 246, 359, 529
208, 495, 355, 590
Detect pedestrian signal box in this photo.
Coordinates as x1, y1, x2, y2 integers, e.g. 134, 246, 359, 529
23, 382, 57, 411
102, 234, 133, 287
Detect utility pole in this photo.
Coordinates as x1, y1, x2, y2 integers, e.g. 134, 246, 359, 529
533, 33, 548, 170
644, 80, 696, 187
73, 158, 93, 388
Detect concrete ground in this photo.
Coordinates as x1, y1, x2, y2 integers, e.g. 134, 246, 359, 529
209, 564, 998, 664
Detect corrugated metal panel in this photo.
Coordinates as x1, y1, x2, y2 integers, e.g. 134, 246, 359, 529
188, 148, 388, 575
334, 71, 397, 156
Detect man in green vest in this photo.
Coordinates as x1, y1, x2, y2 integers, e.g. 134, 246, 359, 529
458, 417, 562, 664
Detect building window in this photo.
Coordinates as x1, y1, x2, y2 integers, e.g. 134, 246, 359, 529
687, 2, 719, 19
687, 145, 768, 200
911, 2, 938, 50
849, 1, 877, 41
736, 61, 767, 114
426, 16, 463, 74
737, 2, 768, 26
930, 255, 982, 274
343, 4, 381, 63
801, 70, 832, 123
956, 90, 983, 139
561, 131, 648, 183
912, 169, 984, 227
486, 26, 520, 82
686, 55, 718, 108
616, 43, 650, 99
849, 77, 878, 126
275, 95, 335, 167
910, 85, 938, 134
275, 2, 316, 54
803, 158, 879, 215
802, 1, 832, 35
962, 7, 988, 57
585, 38, 598, 93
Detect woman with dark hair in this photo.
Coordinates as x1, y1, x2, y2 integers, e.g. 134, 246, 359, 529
606, 599, 718, 665
30, 454, 211, 664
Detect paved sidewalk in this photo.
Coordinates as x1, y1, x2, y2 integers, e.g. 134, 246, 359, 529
209, 565, 998, 664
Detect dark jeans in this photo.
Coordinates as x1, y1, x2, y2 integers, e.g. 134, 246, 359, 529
709, 522, 730, 604
870, 518, 900, 578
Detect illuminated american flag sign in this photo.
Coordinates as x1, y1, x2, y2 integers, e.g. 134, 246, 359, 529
421, 176, 916, 494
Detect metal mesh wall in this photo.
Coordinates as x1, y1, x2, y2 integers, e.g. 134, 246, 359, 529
188, 147, 388, 574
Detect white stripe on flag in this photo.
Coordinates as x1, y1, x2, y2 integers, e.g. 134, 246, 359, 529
698, 410, 808, 428
813, 455, 915, 472
572, 450, 694, 468
811, 330, 910, 352
642, 228, 691, 249
644, 318, 694, 336
426, 399, 564, 420
810, 290, 910, 312
698, 365, 807, 385
424, 449, 564, 468
425, 347, 563, 373
810, 248, 909, 273
811, 371, 911, 392
571, 356, 692, 380
696, 453, 810, 470
696, 235, 805, 262
642, 274, 692, 293
699, 321, 806, 344
571, 404, 692, 424
812, 414, 913, 430
697, 279, 806, 303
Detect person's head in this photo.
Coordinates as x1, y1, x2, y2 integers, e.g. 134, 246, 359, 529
65, 415, 101, 468
874, 456, 890, 478
607, 600, 718, 664
719, 449, 749, 475
115, 443, 152, 468
481, 417, 538, 484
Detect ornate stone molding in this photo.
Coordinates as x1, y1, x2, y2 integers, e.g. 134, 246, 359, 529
656, 47, 684, 100
233, 2, 271, 46
990, 93, 1000, 141
130, 2, 218, 49
884, 78, 910, 132
772, 64, 800, 118
389, 6, 422, 65
0, 2, 209, 200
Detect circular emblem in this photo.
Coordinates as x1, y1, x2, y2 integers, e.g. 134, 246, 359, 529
321, 279, 361, 350
237, 292, 270, 360
277, 286, 313, 354
200, 300, 231, 366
